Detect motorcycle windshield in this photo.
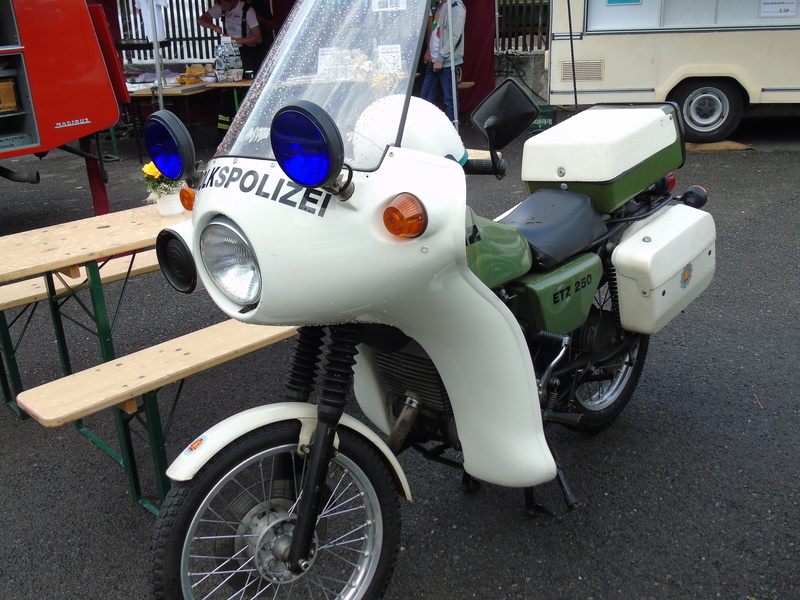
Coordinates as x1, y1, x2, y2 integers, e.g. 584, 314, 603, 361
222, 0, 429, 172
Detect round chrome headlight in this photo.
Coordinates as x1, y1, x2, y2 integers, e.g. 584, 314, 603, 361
199, 218, 261, 307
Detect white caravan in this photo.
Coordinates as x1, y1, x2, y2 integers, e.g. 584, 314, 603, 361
546, 0, 800, 141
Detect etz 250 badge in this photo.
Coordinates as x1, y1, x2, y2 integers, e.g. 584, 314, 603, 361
553, 274, 593, 305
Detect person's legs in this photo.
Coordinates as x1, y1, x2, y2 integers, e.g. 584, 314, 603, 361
438, 67, 454, 123
420, 62, 441, 105
438, 64, 462, 124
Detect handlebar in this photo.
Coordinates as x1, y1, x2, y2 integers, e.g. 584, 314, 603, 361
463, 158, 507, 178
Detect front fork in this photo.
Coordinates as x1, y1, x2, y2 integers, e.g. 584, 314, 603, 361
286, 324, 361, 573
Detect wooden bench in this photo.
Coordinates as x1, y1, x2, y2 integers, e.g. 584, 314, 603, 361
16, 319, 297, 512
0, 249, 160, 312
0, 249, 164, 416
17, 319, 297, 426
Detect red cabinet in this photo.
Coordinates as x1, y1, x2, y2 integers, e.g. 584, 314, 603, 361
0, 0, 119, 159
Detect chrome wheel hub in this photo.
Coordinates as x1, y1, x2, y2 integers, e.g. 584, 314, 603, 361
239, 500, 318, 585
685, 88, 729, 131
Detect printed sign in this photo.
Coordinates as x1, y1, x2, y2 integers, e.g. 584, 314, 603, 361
377, 45, 402, 75
760, 0, 798, 17
372, 0, 406, 11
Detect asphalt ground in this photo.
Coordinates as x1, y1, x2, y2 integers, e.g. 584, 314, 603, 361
0, 106, 798, 600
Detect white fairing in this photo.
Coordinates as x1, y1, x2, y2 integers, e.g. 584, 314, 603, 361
188, 145, 555, 488
193, 148, 465, 324
351, 265, 557, 487
165, 0, 555, 494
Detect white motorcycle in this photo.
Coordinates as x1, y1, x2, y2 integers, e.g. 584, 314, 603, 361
144, 0, 716, 597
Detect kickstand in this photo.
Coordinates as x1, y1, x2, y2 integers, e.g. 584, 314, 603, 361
523, 487, 554, 517
545, 430, 581, 512
554, 466, 581, 511
461, 471, 481, 493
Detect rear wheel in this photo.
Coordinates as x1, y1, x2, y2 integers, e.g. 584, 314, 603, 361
670, 79, 744, 143
150, 421, 401, 600
559, 283, 649, 432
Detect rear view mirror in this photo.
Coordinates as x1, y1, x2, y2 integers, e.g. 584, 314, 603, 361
471, 78, 539, 150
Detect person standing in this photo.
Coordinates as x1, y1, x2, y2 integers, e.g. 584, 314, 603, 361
244, 0, 276, 66
198, 0, 263, 142
198, 0, 263, 72
420, 0, 466, 126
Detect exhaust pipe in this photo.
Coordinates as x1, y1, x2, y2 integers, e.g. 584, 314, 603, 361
0, 165, 40, 184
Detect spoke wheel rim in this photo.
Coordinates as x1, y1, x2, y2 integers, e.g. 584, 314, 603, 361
180, 443, 382, 600
570, 282, 641, 413
573, 344, 640, 412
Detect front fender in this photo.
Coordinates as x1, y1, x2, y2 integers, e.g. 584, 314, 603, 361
166, 402, 413, 501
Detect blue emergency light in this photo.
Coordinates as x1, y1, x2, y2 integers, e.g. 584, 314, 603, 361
271, 101, 344, 189
144, 110, 196, 181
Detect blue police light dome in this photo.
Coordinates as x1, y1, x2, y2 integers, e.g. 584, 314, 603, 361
271, 101, 344, 189
144, 110, 196, 181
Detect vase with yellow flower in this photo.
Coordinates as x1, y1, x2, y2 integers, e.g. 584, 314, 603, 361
142, 160, 185, 216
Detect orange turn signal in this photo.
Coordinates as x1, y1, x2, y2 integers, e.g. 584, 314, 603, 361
179, 186, 196, 211
383, 193, 427, 238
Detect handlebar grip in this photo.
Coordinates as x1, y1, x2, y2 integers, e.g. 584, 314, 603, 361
462, 159, 496, 175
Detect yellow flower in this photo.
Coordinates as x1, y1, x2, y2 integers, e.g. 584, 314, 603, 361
142, 160, 181, 197
142, 161, 163, 178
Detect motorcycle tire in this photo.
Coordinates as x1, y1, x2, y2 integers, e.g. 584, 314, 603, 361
562, 283, 649, 432
149, 421, 401, 600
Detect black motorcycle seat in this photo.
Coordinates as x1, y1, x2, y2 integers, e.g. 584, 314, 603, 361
498, 189, 607, 271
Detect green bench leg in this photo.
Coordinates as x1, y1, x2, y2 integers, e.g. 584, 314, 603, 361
76, 389, 173, 516
45, 272, 75, 376
85, 261, 116, 363
0, 312, 28, 417
19, 260, 174, 514
143, 390, 171, 502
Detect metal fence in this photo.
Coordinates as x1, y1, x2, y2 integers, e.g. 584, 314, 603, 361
496, 0, 550, 53
115, 0, 550, 66
116, 0, 218, 64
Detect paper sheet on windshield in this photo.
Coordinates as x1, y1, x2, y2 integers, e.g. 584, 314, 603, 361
372, 0, 406, 11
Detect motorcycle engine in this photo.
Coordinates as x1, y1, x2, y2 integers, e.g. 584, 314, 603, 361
369, 337, 461, 448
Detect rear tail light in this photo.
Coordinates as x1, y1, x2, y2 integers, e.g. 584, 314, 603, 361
665, 172, 677, 193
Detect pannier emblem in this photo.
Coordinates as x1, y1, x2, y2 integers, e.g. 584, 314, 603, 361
680, 264, 693, 289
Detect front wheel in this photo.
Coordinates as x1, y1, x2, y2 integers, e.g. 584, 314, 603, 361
150, 421, 401, 600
